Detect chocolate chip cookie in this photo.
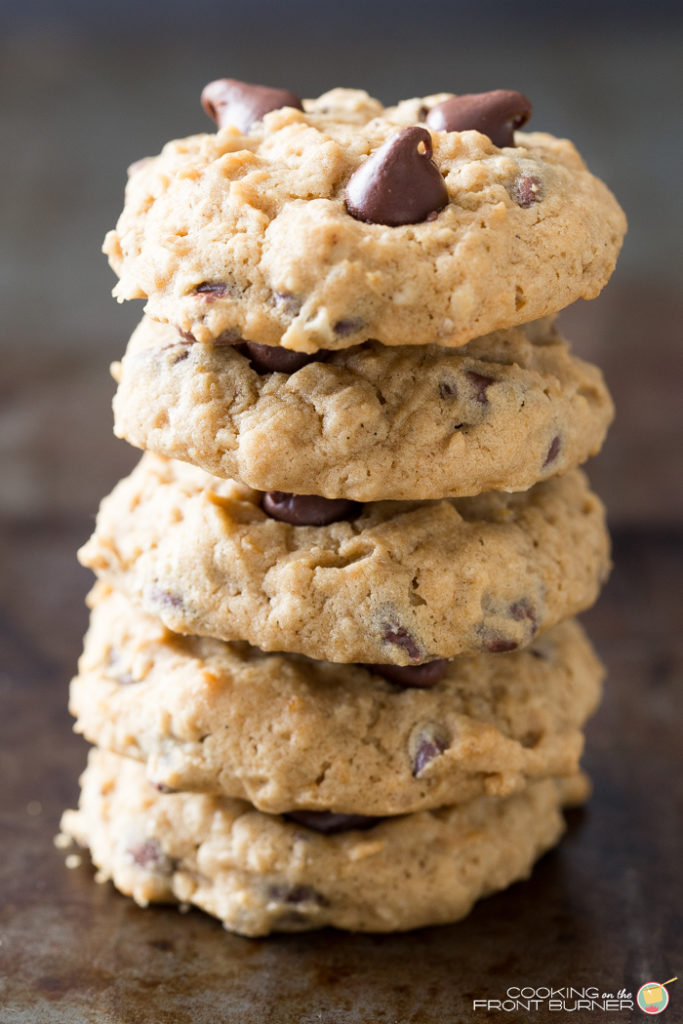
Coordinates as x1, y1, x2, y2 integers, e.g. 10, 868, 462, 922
112, 315, 613, 501
104, 84, 626, 353
77, 453, 610, 664
60, 749, 589, 935
70, 585, 603, 815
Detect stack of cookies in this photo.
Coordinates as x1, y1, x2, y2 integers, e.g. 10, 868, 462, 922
61, 82, 625, 935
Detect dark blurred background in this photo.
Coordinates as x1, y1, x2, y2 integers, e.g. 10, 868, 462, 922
1, 0, 682, 526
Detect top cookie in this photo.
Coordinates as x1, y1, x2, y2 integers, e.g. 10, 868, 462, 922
104, 84, 626, 353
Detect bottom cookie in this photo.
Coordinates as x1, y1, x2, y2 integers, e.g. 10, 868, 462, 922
60, 749, 589, 936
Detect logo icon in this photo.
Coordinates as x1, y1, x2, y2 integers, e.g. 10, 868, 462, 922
637, 977, 677, 1015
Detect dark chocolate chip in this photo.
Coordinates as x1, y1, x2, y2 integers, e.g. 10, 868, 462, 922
262, 492, 362, 526
267, 884, 328, 906
106, 649, 138, 686
150, 781, 177, 794
273, 291, 302, 316
482, 633, 519, 654
333, 317, 365, 337
412, 729, 449, 777
466, 370, 495, 403
512, 174, 544, 208
201, 78, 303, 133
284, 811, 381, 835
381, 622, 422, 663
128, 839, 171, 872
148, 586, 185, 611
426, 90, 532, 148
439, 381, 458, 399
510, 598, 538, 634
193, 282, 229, 300
367, 660, 448, 689
543, 435, 561, 467
243, 341, 330, 374
346, 126, 448, 227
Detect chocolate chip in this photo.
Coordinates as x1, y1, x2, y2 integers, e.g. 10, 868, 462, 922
193, 282, 228, 300
267, 884, 328, 906
412, 727, 449, 777
106, 649, 138, 686
262, 492, 362, 526
466, 370, 495, 403
367, 660, 448, 689
439, 381, 458, 399
284, 811, 381, 834
333, 317, 365, 337
273, 291, 302, 316
543, 435, 561, 467
128, 839, 171, 873
512, 174, 543, 208
346, 126, 449, 227
242, 341, 329, 375
150, 781, 177, 794
510, 599, 538, 634
201, 78, 303, 133
147, 586, 185, 611
480, 632, 519, 654
381, 622, 422, 663
426, 90, 532, 148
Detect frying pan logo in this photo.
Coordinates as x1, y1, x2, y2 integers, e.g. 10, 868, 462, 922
637, 977, 677, 1015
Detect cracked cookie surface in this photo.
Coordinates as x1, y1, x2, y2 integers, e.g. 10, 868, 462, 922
60, 749, 588, 935
112, 316, 613, 501
104, 88, 625, 353
78, 454, 610, 664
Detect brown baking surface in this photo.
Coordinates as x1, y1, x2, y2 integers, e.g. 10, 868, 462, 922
1, 522, 681, 1023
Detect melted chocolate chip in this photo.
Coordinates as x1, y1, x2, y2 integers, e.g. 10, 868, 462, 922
333, 317, 365, 337
509, 599, 538, 639
150, 781, 177, 794
285, 811, 381, 835
128, 839, 171, 872
148, 586, 185, 611
412, 728, 449, 777
273, 291, 302, 316
426, 90, 532, 148
381, 622, 422, 663
466, 370, 495, 403
262, 491, 362, 526
243, 341, 329, 374
367, 660, 448, 689
439, 380, 458, 399
346, 127, 448, 227
512, 174, 544, 208
268, 884, 328, 906
193, 282, 229, 300
201, 78, 303, 133
543, 435, 561, 467
483, 635, 519, 654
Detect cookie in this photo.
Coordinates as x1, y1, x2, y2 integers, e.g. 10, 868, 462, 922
60, 749, 589, 935
78, 454, 610, 664
103, 85, 626, 353
112, 315, 613, 501
70, 585, 603, 815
